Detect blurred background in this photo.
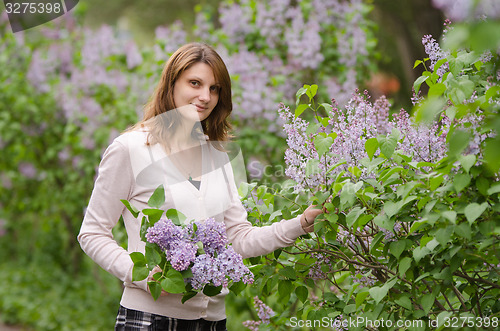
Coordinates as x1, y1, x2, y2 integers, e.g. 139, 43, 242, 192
0, 0, 465, 330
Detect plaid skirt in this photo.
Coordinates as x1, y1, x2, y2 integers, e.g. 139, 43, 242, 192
114, 305, 227, 331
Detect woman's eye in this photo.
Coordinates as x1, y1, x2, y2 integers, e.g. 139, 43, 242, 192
210, 86, 220, 93
190, 81, 200, 87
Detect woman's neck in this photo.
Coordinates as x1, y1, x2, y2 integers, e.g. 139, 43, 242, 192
167, 121, 202, 153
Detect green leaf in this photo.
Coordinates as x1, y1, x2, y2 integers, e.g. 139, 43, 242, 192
365, 138, 379, 160
161, 269, 186, 293
428, 83, 446, 97
429, 176, 444, 191
355, 290, 370, 308
306, 84, 318, 100
132, 264, 149, 281
441, 210, 457, 224
278, 280, 293, 301
181, 290, 198, 303
395, 295, 412, 310
487, 182, 500, 195
414, 97, 446, 123
346, 207, 366, 228
305, 159, 320, 176
314, 134, 334, 156
383, 201, 401, 219
421, 293, 435, 314
229, 281, 246, 296
413, 59, 423, 69
165, 209, 187, 226
413, 247, 430, 263
148, 281, 162, 301
370, 232, 385, 254
143, 208, 164, 224
279, 266, 297, 280
339, 181, 361, 208
459, 154, 476, 173
425, 238, 439, 252
448, 129, 471, 157
305, 122, 321, 135
295, 286, 308, 303
435, 226, 453, 247
454, 222, 471, 240
398, 257, 412, 277
389, 240, 406, 259
121, 199, 139, 218
369, 278, 397, 304
295, 86, 307, 105
294, 104, 309, 118
377, 134, 397, 158
148, 184, 165, 208
203, 284, 222, 296
413, 75, 429, 94
130, 252, 146, 265
464, 202, 488, 224
453, 173, 471, 193
373, 213, 394, 230
145, 245, 162, 268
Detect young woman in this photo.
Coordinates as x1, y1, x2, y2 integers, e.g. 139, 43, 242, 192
78, 43, 322, 331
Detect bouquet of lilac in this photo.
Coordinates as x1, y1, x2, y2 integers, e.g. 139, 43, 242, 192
121, 185, 254, 302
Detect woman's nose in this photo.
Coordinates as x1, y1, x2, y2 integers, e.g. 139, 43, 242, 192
199, 87, 211, 102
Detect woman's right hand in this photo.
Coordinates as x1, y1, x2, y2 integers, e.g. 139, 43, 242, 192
147, 266, 169, 297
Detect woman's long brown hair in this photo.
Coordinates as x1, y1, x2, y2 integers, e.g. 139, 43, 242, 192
129, 43, 233, 149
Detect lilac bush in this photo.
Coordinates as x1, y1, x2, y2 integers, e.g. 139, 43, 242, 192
238, 12, 499, 328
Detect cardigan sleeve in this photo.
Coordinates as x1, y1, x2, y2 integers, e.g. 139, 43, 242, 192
221, 157, 306, 259
77, 139, 147, 291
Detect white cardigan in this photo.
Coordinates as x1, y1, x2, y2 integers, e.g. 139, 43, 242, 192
77, 129, 306, 321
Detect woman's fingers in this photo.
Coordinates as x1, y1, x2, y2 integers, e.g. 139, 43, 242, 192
301, 205, 324, 232
147, 266, 169, 296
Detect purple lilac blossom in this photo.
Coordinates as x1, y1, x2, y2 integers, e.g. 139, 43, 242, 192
219, 0, 253, 44
168, 241, 198, 271
195, 217, 228, 255
145, 218, 184, 251
125, 40, 143, 69
280, 87, 487, 191
154, 21, 187, 60
432, 0, 500, 21
190, 254, 219, 290
309, 253, 334, 280
18, 162, 37, 179
352, 271, 377, 288
216, 246, 253, 285
242, 296, 275, 329
421, 34, 449, 77
324, 0, 369, 106
255, 0, 290, 48
284, 7, 324, 70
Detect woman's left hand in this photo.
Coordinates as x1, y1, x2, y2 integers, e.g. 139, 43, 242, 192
300, 205, 324, 233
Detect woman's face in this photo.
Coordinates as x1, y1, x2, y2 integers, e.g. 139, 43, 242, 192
173, 62, 220, 123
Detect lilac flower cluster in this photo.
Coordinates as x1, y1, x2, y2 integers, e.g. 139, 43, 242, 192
352, 271, 377, 288
421, 34, 449, 77
154, 22, 187, 60
280, 88, 488, 191
308, 253, 334, 280
145, 217, 253, 289
212, 0, 375, 127
219, 0, 254, 44
242, 296, 275, 330
432, 0, 500, 21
